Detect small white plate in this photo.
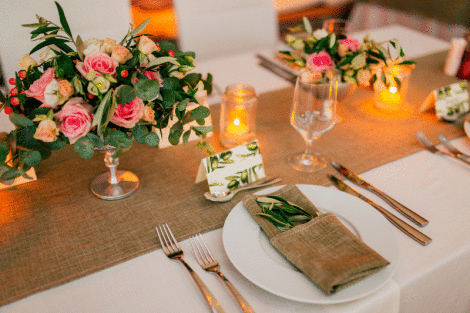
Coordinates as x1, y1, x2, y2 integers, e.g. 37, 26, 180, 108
222, 184, 399, 304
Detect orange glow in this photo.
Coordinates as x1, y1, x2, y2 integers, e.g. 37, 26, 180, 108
375, 87, 404, 112
130, 5, 178, 38
226, 107, 249, 136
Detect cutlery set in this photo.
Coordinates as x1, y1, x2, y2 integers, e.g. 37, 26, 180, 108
156, 224, 253, 313
417, 131, 470, 166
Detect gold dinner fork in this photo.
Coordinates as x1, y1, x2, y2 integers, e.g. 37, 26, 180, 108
190, 234, 255, 313
156, 224, 225, 313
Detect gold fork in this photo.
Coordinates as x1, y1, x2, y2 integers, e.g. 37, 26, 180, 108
190, 234, 255, 313
156, 224, 225, 313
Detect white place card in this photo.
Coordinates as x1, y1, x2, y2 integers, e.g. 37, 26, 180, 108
196, 140, 266, 194
420, 81, 470, 121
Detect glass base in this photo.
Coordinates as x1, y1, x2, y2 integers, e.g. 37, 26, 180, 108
288, 151, 327, 172
90, 170, 139, 200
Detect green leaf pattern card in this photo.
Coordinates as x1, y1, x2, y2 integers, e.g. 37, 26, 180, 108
196, 140, 266, 194
434, 81, 469, 121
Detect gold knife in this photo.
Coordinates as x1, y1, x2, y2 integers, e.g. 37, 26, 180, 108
331, 161, 429, 227
328, 175, 432, 246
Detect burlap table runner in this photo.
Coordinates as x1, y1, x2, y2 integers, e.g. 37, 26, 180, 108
0, 51, 465, 306
243, 184, 390, 295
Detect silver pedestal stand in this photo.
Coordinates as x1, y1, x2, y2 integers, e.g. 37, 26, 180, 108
90, 146, 139, 200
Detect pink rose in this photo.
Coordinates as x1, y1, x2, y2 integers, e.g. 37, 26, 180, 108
25, 68, 56, 103
33, 119, 59, 143
306, 51, 334, 72
111, 96, 145, 128
339, 37, 361, 52
143, 70, 163, 84
55, 97, 94, 144
76, 52, 118, 78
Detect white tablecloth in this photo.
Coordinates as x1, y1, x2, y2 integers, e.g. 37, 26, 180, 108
5, 26, 470, 313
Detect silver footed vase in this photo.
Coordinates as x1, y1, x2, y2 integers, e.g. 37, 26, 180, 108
90, 145, 139, 200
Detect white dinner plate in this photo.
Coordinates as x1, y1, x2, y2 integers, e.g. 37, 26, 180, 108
222, 184, 399, 304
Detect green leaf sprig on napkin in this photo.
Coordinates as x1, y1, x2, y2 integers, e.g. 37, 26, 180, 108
256, 196, 321, 231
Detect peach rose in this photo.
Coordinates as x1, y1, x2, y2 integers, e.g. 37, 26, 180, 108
138, 36, 157, 55
306, 51, 334, 72
25, 68, 56, 103
111, 45, 132, 64
142, 105, 156, 124
33, 119, 59, 142
55, 97, 94, 144
100, 38, 117, 54
58, 80, 74, 98
19, 54, 38, 70
76, 52, 118, 78
111, 95, 145, 128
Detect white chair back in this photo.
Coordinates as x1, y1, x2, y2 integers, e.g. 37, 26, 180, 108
0, 0, 132, 132
173, 0, 279, 61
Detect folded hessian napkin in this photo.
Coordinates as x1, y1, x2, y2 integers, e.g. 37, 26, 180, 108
243, 184, 390, 295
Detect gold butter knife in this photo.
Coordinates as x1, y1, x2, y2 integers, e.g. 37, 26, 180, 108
331, 161, 428, 227
328, 175, 432, 246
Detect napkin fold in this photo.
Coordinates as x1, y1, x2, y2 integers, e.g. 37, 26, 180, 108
243, 184, 390, 295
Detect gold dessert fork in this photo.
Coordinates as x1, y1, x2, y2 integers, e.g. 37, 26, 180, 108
190, 234, 255, 313
156, 224, 225, 313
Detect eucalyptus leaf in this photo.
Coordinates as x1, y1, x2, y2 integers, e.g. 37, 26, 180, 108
73, 137, 94, 159
135, 78, 160, 101
144, 131, 160, 147
129, 17, 150, 39
24, 150, 42, 167
116, 85, 136, 104
177, 98, 190, 111
190, 106, 210, 119
9, 113, 34, 128
0, 141, 9, 164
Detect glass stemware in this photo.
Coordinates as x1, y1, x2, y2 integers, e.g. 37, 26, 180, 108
90, 145, 139, 200
288, 71, 338, 172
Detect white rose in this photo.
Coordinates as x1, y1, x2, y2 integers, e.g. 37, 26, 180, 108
357, 68, 372, 87
87, 76, 111, 95
39, 47, 58, 63
291, 39, 305, 51
313, 29, 328, 40
18, 54, 37, 70
83, 38, 103, 56
43, 79, 60, 108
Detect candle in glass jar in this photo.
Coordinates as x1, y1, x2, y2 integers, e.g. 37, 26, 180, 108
376, 86, 403, 109
226, 106, 249, 135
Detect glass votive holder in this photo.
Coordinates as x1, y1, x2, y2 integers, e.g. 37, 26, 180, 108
220, 84, 258, 148
373, 66, 413, 113
322, 18, 349, 35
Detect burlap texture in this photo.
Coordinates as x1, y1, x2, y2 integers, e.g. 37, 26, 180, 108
0, 51, 465, 306
243, 184, 389, 294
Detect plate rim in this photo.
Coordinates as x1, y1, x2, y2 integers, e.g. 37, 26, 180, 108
222, 184, 399, 304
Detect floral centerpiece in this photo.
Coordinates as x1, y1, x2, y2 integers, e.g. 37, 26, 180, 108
0, 2, 213, 184
279, 17, 415, 88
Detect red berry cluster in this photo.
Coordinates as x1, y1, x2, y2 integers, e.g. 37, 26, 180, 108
3, 70, 28, 115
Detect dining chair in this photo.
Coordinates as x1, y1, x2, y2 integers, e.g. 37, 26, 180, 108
173, 0, 279, 61
347, 2, 468, 42
0, 0, 132, 132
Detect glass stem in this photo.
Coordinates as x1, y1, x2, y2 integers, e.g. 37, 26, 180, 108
104, 151, 119, 185
304, 139, 314, 159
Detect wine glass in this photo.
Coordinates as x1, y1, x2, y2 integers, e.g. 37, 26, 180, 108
288, 71, 338, 172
